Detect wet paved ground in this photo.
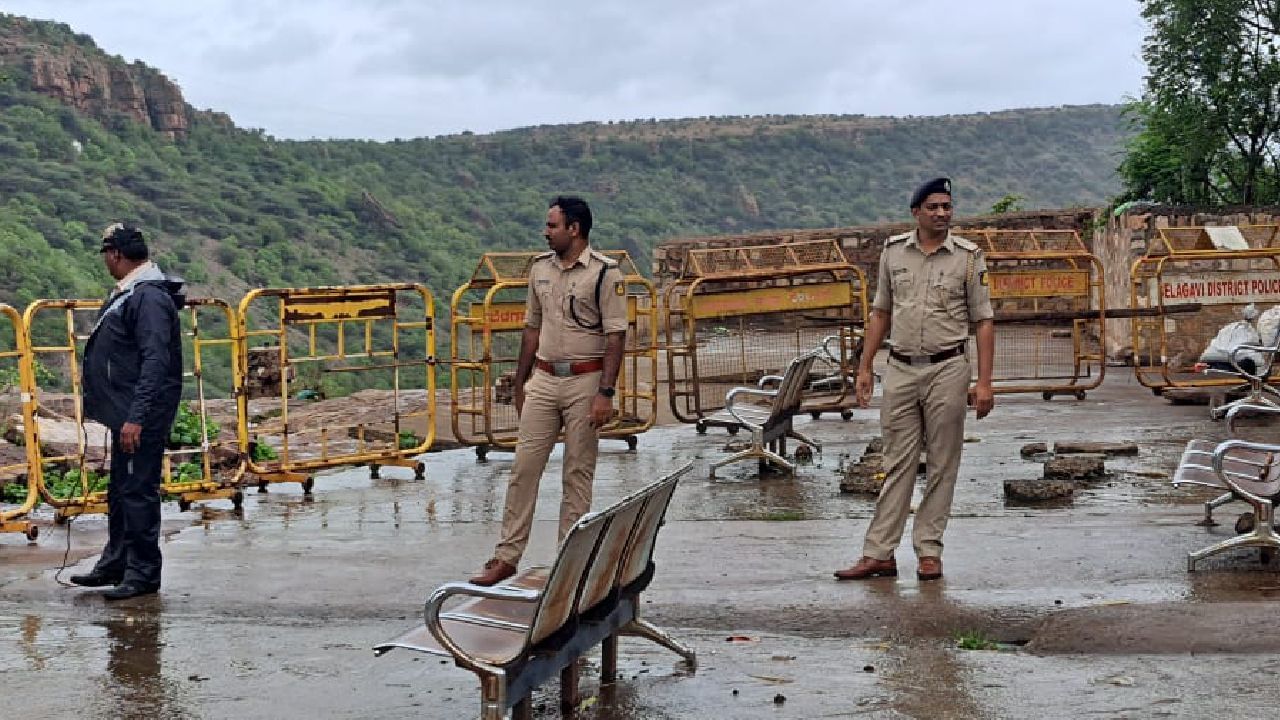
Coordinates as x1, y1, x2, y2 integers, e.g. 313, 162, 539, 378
3, 370, 1280, 719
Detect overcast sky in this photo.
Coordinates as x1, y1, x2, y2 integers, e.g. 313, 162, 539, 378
7, 1, 1149, 141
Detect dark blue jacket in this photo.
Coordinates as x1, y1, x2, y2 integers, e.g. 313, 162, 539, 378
82, 265, 184, 435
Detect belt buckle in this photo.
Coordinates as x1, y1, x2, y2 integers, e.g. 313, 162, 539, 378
552, 360, 572, 377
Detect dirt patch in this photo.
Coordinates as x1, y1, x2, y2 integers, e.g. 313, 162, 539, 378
1028, 602, 1280, 654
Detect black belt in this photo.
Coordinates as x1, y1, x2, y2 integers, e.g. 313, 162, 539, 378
889, 344, 965, 367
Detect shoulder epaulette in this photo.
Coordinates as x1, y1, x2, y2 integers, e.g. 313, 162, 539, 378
589, 249, 620, 268
952, 236, 979, 252
885, 232, 911, 246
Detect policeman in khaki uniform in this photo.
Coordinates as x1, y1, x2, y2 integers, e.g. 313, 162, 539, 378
471, 196, 628, 586
835, 177, 995, 582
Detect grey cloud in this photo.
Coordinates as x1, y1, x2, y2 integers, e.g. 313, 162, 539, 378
1, 0, 1146, 139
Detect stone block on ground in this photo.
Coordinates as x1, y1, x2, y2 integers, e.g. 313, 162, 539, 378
840, 453, 886, 494
1044, 453, 1106, 481
1020, 442, 1049, 457
1004, 477, 1074, 502
1052, 441, 1139, 456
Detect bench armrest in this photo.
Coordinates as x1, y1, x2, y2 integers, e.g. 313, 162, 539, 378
1228, 344, 1276, 379
819, 334, 841, 364
726, 386, 777, 431
757, 375, 783, 388
1226, 402, 1280, 436
423, 581, 541, 673
1212, 439, 1280, 505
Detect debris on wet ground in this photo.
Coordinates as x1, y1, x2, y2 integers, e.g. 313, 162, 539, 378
748, 674, 793, 685
1004, 476, 1074, 502
839, 437, 887, 494
1044, 453, 1107, 482
1053, 441, 1140, 456
1020, 442, 1049, 457
726, 635, 758, 644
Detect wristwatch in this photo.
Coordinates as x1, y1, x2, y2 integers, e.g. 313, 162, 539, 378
597, 386, 616, 398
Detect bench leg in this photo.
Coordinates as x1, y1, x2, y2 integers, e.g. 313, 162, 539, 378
602, 634, 619, 684
789, 428, 821, 452
480, 674, 510, 720
512, 696, 533, 720
560, 662, 580, 712
1199, 491, 1235, 526
710, 445, 763, 477
760, 448, 795, 474
1188, 503, 1280, 571
622, 618, 698, 669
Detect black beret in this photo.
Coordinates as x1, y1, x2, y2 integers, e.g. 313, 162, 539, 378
99, 222, 147, 254
909, 177, 952, 209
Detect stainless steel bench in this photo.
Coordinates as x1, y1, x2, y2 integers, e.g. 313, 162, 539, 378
1172, 438, 1280, 570
374, 464, 695, 719
706, 349, 821, 478
1206, 339, 1280, 421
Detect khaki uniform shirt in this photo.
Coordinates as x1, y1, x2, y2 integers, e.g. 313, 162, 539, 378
526, 247, 628, 362
872, 231, 994, 356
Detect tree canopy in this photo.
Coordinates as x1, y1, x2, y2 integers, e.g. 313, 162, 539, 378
1120, 0, 1280, 204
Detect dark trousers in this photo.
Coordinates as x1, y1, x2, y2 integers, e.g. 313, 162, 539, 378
92, 431, 164, 587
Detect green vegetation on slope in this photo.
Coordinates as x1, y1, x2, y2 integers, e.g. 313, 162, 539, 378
0, 17, 1128, 373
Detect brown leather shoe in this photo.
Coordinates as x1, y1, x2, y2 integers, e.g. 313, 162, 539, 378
833, 556, 897, 580
917, 557, 943, 581
469, 558, 517, 586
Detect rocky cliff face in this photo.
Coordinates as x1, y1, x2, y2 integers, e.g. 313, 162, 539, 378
0, 15, 192, 139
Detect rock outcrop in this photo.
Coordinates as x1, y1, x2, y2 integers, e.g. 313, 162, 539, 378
0, 15, 193, 139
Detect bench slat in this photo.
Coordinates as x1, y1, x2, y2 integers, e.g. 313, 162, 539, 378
373, 619, 527, 665
1174, 439, 1280, 496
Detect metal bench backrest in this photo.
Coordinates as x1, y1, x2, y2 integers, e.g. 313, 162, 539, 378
769, 351, 819, 421
526, 510, 612, 646
575, 487, 652, 614
618, 471, 684, 589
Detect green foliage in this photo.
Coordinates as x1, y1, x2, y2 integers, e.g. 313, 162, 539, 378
0, 17, 1128, 366
251, 441, 278, 462
990, 194, 1025, 214
398, 430, 422, 450
1120, 1, 1280, 204
1, 481, 25, 503
0, 359, 56, 390
169, 401, 219, 447
954, 630, 1000, 651
44, 465, 108, 499
173, 460, 202, 483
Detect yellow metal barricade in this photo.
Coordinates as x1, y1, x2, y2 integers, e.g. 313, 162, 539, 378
965, 229, 1107, 400
237, 284, 436, 490
22, 297, 246, 522
164, 298, 248, 511
450, 252, 658, 460
662, 239, 868, 431
0, 303, 40, 539
1131, 225, 1280, 394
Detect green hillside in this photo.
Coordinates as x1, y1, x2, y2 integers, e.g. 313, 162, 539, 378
0, 15, 1128, 312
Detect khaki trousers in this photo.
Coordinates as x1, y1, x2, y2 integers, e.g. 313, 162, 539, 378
494, 368, 600, 565
862, 354, 970, 560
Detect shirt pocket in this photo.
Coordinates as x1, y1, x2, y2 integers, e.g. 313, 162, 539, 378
890, 272, 916, 305
563, 285, 602, 330
928, 272, 969, 318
